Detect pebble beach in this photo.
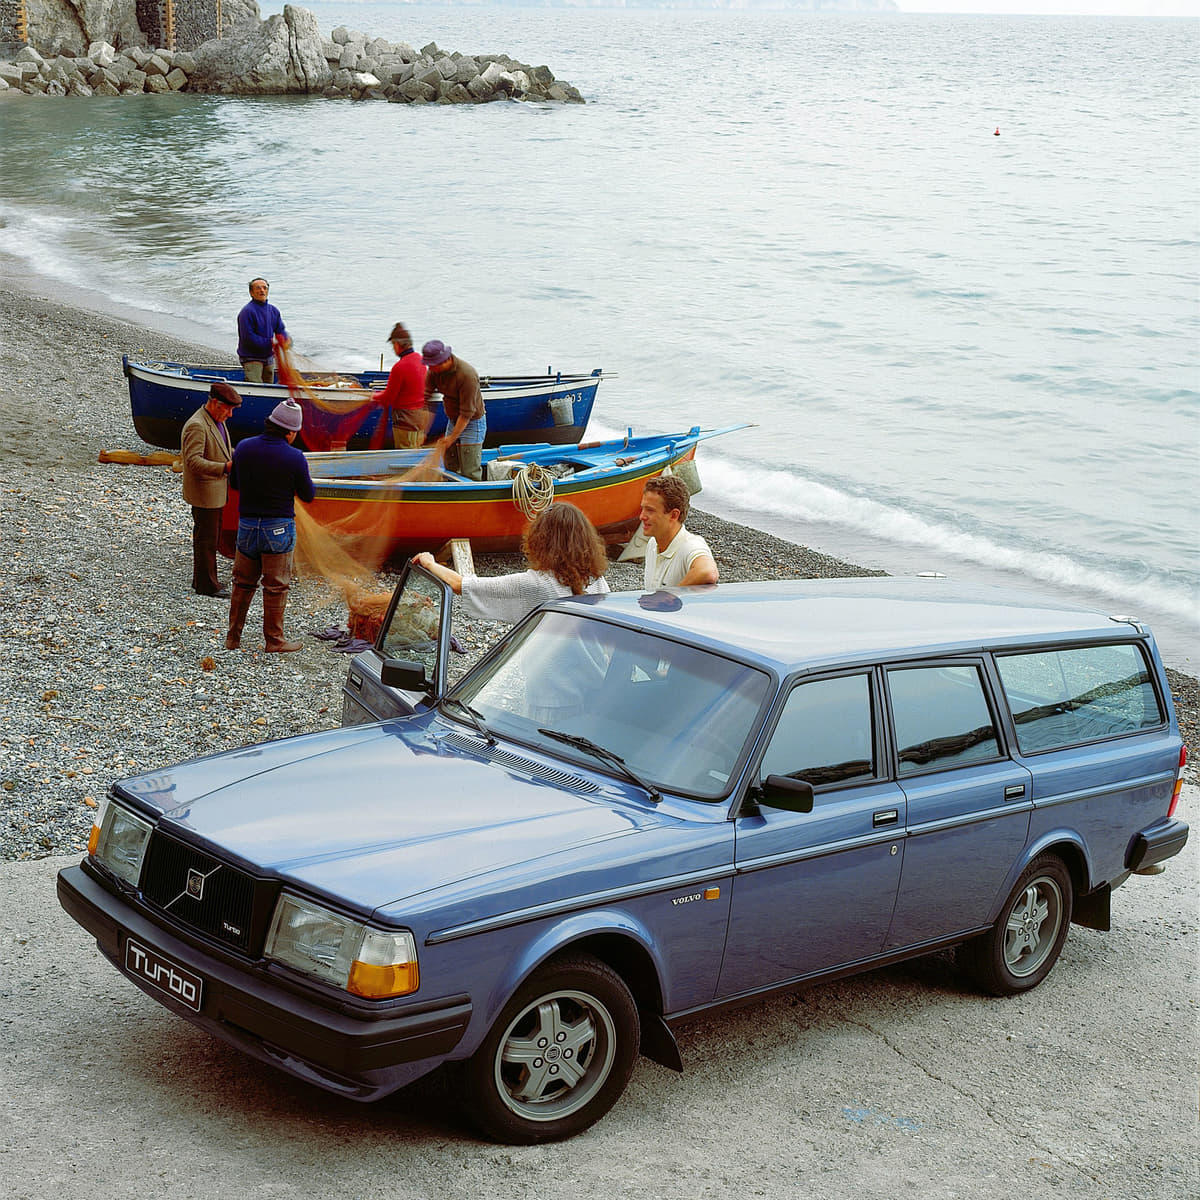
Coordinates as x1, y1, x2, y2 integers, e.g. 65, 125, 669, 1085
1, 278, 1195, 864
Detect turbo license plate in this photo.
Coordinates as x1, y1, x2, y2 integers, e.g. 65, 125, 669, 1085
125, 938, 204, 1013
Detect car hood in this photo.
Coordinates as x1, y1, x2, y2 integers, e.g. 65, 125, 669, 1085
115, 722, 669, 912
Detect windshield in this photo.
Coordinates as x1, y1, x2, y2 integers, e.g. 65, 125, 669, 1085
450, 611, 770, 800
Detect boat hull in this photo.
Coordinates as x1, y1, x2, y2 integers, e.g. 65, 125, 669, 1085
124, 358, 603, 451
218, 431, 721, 562
308, 455, 697, 556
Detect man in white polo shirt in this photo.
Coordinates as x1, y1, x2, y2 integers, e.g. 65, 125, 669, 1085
636, 474, 719, 588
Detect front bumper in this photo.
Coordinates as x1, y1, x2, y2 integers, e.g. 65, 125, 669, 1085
57, 863, 471, 1101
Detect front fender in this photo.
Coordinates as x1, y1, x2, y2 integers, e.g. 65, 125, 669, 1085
477, 907, 667, 1038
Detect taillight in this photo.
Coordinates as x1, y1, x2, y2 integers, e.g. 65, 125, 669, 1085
1167, 745, 1187, 818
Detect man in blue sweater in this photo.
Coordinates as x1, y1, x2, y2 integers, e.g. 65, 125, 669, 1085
237, 278, 290, 383
226, 400, 315, 653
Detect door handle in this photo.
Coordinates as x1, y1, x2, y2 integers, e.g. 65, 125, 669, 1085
873, 809, 899, 827
1004, 784, 1026, 800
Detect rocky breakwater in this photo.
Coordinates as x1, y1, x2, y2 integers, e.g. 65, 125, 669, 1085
0, 4, 583, 103
0, 39, 192, 95
326, 24, 583, 105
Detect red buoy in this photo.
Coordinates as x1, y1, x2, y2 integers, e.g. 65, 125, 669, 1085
994, 127, 1000, 136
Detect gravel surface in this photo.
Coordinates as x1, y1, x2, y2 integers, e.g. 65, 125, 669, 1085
1, 284, 1195, 863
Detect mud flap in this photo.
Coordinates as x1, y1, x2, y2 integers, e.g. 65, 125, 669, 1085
1073, 885, 1111, 932
640, 1011, 683, 1072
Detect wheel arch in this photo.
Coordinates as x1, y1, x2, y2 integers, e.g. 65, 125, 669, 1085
562, 930, 666, 1017
989, 831, 1094, 922
568, 930, 682, 1071
1045, 838, 1091, 898
472, 911, 675, 1067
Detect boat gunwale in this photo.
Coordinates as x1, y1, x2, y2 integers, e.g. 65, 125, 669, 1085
310, 459, 692, 504
124, 356, 604, 391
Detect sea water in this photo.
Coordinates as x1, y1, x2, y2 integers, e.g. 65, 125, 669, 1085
1, 6, 1196, 663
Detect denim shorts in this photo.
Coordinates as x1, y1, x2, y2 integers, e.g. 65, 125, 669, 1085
458, 415, 486, 446
237, 516, 296, 558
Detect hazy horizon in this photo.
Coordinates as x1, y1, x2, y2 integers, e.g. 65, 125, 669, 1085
313, 0, 1200, 16
900, 1, 1197, 15
306, 0, 1199, 11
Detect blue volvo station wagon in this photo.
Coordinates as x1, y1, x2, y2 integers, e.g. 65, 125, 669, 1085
58, 575, 1189, 1142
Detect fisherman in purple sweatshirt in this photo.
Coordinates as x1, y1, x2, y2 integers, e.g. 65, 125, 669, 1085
225, 400, 315, 654
237, 277, 290, 383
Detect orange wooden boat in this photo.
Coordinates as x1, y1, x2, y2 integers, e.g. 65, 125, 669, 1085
220, 427, 742, 561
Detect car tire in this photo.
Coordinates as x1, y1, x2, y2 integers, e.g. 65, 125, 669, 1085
458, 954, 640, 1144
958, 853, 1074, 996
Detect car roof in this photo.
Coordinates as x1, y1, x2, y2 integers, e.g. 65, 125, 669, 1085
550, 577, 1143, 673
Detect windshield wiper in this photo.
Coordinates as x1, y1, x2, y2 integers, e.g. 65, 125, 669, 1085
537, 728, 661, 803
444, 697, 496, 745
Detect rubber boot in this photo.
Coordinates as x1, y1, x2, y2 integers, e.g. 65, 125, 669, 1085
225, 584, 255, 650
262, 591, 301, 653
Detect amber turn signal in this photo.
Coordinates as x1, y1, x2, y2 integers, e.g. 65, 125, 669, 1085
348, 959, 419, 1000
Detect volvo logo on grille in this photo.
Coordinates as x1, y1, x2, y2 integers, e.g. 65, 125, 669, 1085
186, 868, 206, 900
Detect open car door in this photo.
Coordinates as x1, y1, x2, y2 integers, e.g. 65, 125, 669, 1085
341, 562, 452, 725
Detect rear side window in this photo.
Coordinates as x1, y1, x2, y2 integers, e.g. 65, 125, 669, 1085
887, 664, 1000, 776
759, 673, 875, 788
996, 643, 1164, 754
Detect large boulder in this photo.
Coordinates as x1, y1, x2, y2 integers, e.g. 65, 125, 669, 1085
0, 62, 32, 86
189, 4, 332, 94
22, 0, 142, 57
87, 41, 116, 66
222, 0, 262, 35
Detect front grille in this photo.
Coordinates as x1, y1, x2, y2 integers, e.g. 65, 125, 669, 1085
442, 732, 599, 792
141, 831, 280, 956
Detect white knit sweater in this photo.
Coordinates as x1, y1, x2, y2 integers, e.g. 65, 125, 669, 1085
460, 569, 609, 624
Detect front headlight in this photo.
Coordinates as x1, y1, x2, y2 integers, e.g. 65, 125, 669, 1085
91, 796, 153, 887
265, 893, 419, 1000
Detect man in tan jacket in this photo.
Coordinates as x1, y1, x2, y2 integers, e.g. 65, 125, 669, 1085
181, 381, 241, 597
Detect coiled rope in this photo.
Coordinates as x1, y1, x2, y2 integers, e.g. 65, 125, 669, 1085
511, 463, 556, 519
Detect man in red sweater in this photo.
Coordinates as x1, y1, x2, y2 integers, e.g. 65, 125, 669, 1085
375, 322, 429, 448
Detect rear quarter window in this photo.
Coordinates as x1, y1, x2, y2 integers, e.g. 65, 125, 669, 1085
995, 643, 1164, 755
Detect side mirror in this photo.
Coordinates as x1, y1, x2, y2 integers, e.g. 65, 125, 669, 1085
380, 658, 431, 693
760, 774, 815, 814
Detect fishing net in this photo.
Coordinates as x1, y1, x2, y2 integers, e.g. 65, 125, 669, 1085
261, 338, 451, 613
291, 503, 398, 631
274, 339, 393, 452
290, 443, 450, 602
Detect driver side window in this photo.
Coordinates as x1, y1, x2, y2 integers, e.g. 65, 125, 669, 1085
379, 569, 445, 686
759, 673, 876, 789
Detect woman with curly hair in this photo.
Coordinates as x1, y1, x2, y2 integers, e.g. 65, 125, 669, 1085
411, 501, 609, 623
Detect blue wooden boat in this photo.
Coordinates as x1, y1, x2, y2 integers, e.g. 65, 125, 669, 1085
123, 357, 604, 451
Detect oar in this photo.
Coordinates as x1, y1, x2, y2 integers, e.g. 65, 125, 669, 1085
99, 450, 181, 467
